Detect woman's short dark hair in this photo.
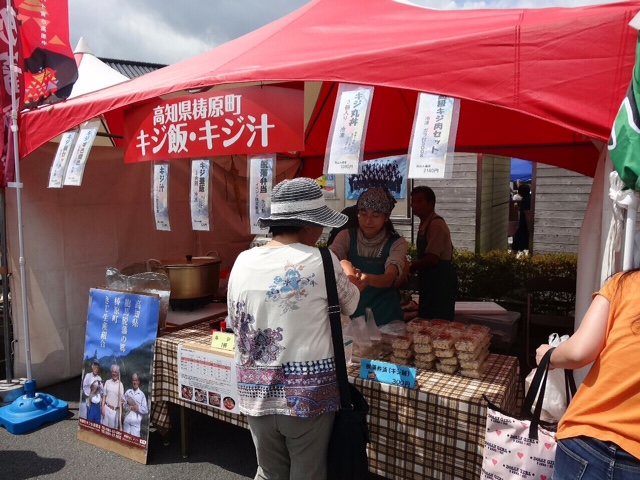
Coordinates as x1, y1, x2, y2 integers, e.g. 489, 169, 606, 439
269, 225, 305, 236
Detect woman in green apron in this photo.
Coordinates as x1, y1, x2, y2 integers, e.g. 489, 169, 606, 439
329, 187, 408, 326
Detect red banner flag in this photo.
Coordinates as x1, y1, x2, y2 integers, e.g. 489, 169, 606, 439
17, 0, 77, 109
0, 2, 21, 185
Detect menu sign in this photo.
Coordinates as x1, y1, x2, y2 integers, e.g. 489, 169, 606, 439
177, 343, 240, 414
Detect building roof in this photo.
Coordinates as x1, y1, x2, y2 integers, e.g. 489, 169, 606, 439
98, 57, 166, 79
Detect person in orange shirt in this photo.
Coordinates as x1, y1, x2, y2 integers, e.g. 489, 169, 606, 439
536, 270, 640, 479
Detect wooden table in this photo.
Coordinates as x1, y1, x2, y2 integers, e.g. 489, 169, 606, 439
151, 321, 520, 479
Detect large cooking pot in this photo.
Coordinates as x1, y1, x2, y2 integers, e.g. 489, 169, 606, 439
157, 252, 222, 300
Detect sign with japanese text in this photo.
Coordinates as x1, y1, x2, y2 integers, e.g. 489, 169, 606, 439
325, 84, 374, 175
152, 163, 171, 231
360, 359, 417, 389
210, 332, 235, 351
64, 119, 100, 186
48, 130, 78, 188
78, 288, 161, 464
408, 93, 459, 179
248, 154, 274, 234
124, 85, 304, 163
178, 343, 240, 414
190, 159, 210, 231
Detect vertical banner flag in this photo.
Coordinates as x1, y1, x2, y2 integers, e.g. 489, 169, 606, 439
48, 129, 77, 188
151, 162, 171, 232
0, 3, 21, 186
325, 84, 374, 175
63, 119, 100, 186
17, 0, 78, 109
190, 159, 210, 231
408, 93, 460, 179
152, 162, 171, 231
608, 26, 640, 192
248, 154, 274, 234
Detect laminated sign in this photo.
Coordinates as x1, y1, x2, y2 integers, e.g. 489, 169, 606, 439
190, 159, 210, 231
152, 162, 171, 231
249, 155, 274, 234
408, 93, 459, 179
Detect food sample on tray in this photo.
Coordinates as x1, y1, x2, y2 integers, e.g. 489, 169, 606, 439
414, 342, 434, 354
414, 360, 434, 370
415, 352, 436, 363
406, 318, 431, 334
433, 331, 459, 350
460, 360, 489, 378
392, 347, 414, 359
391, 334, 413, 350
436, 362, 459, 374
459, 350, 490, 370
389, 355, 413, 366
434, 347, 456, 358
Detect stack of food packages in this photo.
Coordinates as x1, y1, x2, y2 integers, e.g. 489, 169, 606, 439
392, 319, 492, 378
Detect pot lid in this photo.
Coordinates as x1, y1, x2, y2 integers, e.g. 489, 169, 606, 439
163, 255, 221, 267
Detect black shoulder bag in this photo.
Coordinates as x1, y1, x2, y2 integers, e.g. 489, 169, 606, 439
319, 247, 370, 480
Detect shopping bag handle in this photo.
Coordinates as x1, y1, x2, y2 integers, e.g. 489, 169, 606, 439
520, 347, 555, 440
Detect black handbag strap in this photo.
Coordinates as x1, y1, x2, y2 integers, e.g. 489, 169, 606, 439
521, 347, 555, 440
319, 247, 352, 409
565, 369, 577, 401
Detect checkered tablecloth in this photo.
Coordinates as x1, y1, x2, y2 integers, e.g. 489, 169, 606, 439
151, 321, 520, 480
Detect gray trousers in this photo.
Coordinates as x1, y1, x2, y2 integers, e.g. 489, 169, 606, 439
248, 412, 335, 480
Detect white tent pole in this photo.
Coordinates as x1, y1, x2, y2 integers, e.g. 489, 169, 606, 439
6, 3, 31, 381
622, 192, 640, 271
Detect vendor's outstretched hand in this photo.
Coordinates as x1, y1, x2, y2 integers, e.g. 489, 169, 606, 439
535, 344, 555, 368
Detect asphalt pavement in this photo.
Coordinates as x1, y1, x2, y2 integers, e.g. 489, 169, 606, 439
0, 375, 258, 480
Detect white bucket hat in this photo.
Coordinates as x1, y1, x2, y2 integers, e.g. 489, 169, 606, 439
257, 177, 348, 228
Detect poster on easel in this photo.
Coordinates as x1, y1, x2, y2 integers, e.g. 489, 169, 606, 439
77, 288, 161, 465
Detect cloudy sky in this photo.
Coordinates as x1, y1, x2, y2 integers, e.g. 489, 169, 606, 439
69, 0, 618, 65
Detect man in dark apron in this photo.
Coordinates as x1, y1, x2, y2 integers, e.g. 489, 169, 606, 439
410, 186, 457, 320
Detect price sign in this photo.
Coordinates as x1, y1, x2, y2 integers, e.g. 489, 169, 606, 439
211, 332, 235, 351
359, 359, 416, 389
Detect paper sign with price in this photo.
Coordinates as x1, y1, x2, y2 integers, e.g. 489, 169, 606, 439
211, 332, 235, 351
359, 359, 416, 389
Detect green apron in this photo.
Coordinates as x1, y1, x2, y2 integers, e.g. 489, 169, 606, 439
348, 228, 404, 326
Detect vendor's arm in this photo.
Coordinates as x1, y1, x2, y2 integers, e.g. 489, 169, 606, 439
536, 294, 609, 370
330, 250, 360, 316
328, 229, 350, 260
360, 237, 408, 289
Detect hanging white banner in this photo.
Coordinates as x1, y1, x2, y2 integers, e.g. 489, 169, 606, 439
190, 159, 210, 231
325, 84, 374, 175
48, 130, 78, 188
152, 162, 171, 231
407, 93, 460, 179
63, 119, 101, 186
248, 154, 274, 235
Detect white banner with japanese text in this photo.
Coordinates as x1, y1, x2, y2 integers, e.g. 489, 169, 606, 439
152, 162, 171, 231
248, 154, 274, 234
64, 119, 100, 186
190, 159, 210, 231
408, 93, 460, 179
325, 84, 374, 175
48, 130, 77, 188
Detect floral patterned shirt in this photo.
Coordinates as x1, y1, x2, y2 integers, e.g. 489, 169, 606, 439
227, 244, 359, 417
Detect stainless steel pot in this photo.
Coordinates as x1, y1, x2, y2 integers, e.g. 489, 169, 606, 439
159, 252, 222, 300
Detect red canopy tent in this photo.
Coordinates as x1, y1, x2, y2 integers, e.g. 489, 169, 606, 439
19, 0, 640, 178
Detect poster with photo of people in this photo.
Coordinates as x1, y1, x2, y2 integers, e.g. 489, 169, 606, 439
345, 155, 407, 200
78, 288, 161, 464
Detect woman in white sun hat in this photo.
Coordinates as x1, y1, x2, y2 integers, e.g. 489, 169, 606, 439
227, 177, 362, 480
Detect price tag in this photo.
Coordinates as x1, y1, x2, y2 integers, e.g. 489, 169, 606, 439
211, 332, 235, 351
359, 359, 416, 389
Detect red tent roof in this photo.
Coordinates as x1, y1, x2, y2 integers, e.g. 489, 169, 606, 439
19, 0, 640, 177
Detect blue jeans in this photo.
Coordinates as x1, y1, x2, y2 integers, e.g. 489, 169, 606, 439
554, 436, 640, 480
